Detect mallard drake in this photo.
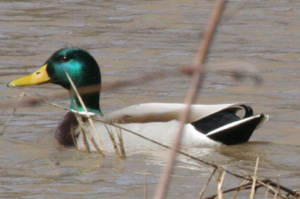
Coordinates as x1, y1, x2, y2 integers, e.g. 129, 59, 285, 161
8, 48, 268, 152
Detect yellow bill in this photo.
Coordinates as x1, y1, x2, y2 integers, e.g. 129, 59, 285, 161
8, 64, 51, 87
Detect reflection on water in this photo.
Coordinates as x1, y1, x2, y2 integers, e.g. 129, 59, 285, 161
1, 0, 300, 198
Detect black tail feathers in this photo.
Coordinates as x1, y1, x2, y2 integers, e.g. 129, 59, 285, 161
191, 104, 266, 145
206, 114, 266, 145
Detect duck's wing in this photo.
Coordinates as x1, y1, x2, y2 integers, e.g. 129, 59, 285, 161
102, 103, 268, 146
102, 103, 251, 124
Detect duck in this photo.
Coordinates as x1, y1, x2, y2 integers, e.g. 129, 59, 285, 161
8, 47, 268, 153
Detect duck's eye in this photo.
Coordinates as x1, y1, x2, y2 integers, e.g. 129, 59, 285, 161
60, 56, 70, 62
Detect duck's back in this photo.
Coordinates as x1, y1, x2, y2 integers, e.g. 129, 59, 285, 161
102, 103, 246, 124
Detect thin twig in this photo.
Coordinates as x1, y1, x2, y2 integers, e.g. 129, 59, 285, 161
217, 166, 226, 199
257, 180, 288, 199
199, 168, 217, 199
104, 124, 121, 158
65, 70, 105, 155
203, 182, 263, 199
74, 113, 90, 152
250, 157, 260, 199
233, 189, 240, 199
276, 177, 282, 198
116, 127, 126, 159
72, 101, 90, 152
1, 92, 25, 135
154, 0, 228, 198
92, 117, 219, 169
261, 179, 299, 198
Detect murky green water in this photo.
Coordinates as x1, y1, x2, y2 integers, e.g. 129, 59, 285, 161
1, 0, 300, 198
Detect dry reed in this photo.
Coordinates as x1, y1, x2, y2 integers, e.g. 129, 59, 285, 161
217, 166, 226, 199
65, 70, 105, 155
1, 92, 25, 135
250, 157, 259, 199
154, 0, 228, 198
199, 168, 217, 198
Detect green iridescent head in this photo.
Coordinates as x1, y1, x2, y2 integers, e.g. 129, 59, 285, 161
8, 48, 102, 115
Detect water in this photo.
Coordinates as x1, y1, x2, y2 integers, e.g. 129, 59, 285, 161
1, 0, 300, 198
